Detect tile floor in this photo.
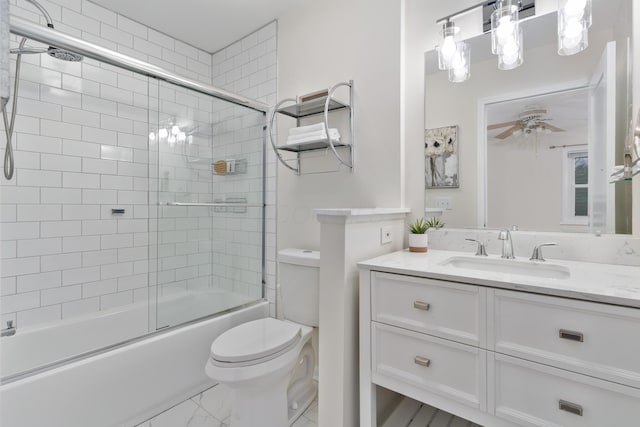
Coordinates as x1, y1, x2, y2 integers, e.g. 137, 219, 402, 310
135, 384, 318, 427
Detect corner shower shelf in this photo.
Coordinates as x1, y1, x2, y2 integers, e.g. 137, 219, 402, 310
269, 80, 354, 174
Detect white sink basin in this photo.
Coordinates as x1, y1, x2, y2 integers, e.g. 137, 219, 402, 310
441, 256, 570, 279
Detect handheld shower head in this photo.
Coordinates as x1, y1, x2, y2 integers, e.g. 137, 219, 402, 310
47, 47, 83, 62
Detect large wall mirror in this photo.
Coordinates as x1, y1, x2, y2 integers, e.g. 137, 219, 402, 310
424, 0, 633, 234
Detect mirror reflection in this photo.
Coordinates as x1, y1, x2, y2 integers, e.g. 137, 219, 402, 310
424, 0, 633, 234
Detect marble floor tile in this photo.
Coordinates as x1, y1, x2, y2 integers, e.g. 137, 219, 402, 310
146, 399, 226, 427
136, 384, 317, 427
193, 384, 233, 422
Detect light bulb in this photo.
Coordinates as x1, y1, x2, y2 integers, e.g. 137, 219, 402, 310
501, 39, 519, 65
562, 19, 583, 49
177, 132, 186, 142
441, 36, 456, 62
496, 16, 515, 41
148, 131, 155, 141
564, 0, 587, 18
171, 125, 180, 135
158, 128, 168, 139
167, 134, 176, 145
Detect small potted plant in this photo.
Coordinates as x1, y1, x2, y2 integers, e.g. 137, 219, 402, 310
408, 218, 429, 252
409, 217, 444, 252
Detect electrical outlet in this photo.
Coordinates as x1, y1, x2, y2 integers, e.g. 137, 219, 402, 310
380, 227, 392, 245
435, 198, 452, 210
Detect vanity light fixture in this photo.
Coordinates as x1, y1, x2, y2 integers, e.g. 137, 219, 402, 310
437, 20, 461, 70
491, 0, 524, 69
557, 0, 591, 55
448, 41, 471, 82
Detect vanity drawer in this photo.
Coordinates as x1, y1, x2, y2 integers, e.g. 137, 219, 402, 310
371, 272, 486, 346
490, 353, 640, 427
489, 289, 640, 388
372, 322, 486, 410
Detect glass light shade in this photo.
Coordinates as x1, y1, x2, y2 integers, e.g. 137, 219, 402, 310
148, 131, 155, 141
171, 125, 181, 135
558, 0, 591, 55
491, 1, 519, 55
448, 42, 470, 83
177, 132, 186, 142
158, 128, 168, 139
437, 21, 460, 70
498, 26, 523, 70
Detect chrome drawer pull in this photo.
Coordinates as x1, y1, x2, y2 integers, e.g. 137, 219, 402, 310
413, 301, 431, 311
559, 400, 583, 416
414, 356, 431, 367
559, 329, 584, 342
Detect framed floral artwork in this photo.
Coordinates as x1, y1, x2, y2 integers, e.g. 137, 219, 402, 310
425, 125, 459, 188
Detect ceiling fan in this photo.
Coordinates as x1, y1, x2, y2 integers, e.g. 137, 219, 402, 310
487, 107, 565, 139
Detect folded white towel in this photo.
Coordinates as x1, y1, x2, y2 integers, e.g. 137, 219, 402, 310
288, 123, 327, 136
286, 134, 341, 146
287, 129, 340, 142
0, 0, 10, 101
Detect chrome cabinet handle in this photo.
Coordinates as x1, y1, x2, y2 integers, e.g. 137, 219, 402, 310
414, 356, 431, 367
413, 301, 430, 311
559, 329, 584, 342
559, 400, 583, 416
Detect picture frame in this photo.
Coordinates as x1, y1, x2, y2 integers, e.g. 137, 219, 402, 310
425, 125, 459, 188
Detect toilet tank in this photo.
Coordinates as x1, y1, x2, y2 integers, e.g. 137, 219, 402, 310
278, 248, 320, 327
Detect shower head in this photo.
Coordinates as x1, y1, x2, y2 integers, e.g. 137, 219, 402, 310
10, 46, 83, 62
47, 47, 83, 62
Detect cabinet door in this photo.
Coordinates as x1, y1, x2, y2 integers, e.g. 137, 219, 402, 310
372, 272, 486, 347
372, 322, 486, 410
489, 289, 640, 388
489, 353, 640, 427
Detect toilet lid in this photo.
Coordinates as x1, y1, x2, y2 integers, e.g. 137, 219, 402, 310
211, 318, 301, 364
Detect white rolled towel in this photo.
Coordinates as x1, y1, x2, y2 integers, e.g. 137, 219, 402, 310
0, 0, 10, 102
286, 133, 341, 146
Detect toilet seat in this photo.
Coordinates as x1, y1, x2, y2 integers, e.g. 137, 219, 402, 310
210, 318, 302, 367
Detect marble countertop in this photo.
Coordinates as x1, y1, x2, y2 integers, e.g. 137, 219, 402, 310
358, 249, 640, 308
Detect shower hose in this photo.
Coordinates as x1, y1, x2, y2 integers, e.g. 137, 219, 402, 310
2, 37, 26, 180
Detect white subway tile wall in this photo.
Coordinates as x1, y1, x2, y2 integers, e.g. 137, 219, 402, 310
0, 1, 278, 329
211, 21, 277, 317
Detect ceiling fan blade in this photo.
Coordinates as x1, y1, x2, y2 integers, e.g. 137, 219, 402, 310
487, 120, 519, 130
544, 123, 565, 132
494, 126, 518, 139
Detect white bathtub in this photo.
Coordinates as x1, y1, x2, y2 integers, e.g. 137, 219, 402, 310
0, 289, 256, 378
0, 295, 268, 427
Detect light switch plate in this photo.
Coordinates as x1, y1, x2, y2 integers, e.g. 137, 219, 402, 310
381, 227, 392, 245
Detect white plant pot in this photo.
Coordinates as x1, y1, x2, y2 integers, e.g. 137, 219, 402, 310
409, 233, 428, 252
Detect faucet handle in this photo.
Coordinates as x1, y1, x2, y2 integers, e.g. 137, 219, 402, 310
530, 242, 558, 262
465, 238, 488, 256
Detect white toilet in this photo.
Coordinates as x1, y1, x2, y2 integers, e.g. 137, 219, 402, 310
205, 248, 320, 427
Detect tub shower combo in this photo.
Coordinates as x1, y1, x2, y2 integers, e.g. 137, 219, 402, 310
0, 1, 271, 426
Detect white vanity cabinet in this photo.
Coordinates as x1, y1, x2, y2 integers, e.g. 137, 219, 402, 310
359, 254, 640, 427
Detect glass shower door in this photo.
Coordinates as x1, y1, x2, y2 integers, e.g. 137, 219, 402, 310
152, 81, 265, 329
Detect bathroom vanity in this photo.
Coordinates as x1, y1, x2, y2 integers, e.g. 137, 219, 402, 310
358, 249, 640, 427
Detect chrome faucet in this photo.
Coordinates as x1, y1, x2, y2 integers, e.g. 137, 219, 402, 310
1, 320, 16, 337
498, 229, 515, 259
530, 243, 558, 261
465, 238, 488, 256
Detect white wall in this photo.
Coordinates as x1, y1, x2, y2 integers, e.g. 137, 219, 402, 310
276, 0, 403, 251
